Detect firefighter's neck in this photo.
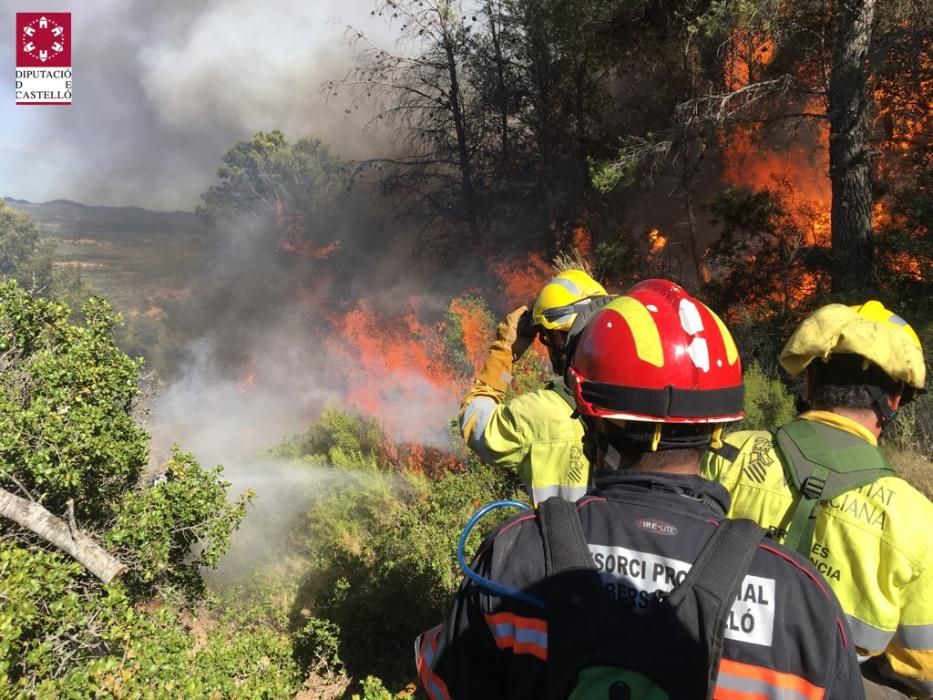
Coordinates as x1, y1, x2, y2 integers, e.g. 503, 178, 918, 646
599, 446, 700, 475
821, 407, 884, 439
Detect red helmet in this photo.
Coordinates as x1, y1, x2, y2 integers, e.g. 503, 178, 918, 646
567, 279, 743, 424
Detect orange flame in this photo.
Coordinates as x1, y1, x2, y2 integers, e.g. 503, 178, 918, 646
325, 298, 465, 444
647, 227, 668, 254
274, 198, 341, 260
571, 226, 592, 261
726, 30, 775, 92
722, 27, 830, 247
722, 125, 831, 247
491, 252, 553, 308
449, 298, 493, 372
237, 356, 257, 393
280, 236, 342, 260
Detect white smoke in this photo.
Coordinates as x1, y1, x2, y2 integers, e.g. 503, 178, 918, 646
0, 0, 392, 209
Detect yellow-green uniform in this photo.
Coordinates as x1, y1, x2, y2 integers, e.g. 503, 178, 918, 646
459, 385, 588, 505
702, 411, 933, 697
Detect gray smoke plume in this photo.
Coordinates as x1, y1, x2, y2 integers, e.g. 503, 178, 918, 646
3, 0, 482, 583
0, 0, 391, 210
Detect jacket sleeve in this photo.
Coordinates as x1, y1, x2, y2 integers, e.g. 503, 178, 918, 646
825, 604, 868, 699
459, 324, 514, 456
875, 544, 933, 698
415, 547, 505, 698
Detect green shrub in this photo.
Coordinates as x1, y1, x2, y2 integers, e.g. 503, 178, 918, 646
0, 543, 303, 698
106, 448, 251, 599
735, 362, 796, 432
281, 409, 521, 688
0, 282, 260, 692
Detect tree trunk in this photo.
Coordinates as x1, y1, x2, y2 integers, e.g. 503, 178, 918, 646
485, 0, 509, 159
0, 486, 125, 583
443, 34, 479, 235
828, 0, 878, 295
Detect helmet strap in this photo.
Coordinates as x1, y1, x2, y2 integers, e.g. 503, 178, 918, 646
650, 424, 662, 452
582, 423, 600, 465
865, 385, 898, 435
709, 425, 724, 450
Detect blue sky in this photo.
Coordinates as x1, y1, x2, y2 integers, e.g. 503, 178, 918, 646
1, 0, 390, 210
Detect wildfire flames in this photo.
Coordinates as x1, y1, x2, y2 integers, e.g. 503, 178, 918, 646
274, 198, 341, 260
572, 226, 593, 260
449, 298, 494, 372
647, 227, 668, 254
324, 298, 467, 445
228, 30, 926, 476
492, 253, 554, 309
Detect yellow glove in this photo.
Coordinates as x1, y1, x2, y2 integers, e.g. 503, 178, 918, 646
475, 306, 528, 393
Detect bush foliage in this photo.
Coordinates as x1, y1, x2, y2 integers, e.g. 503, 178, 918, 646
274, 409, 521, 688
0, 281, 280, 696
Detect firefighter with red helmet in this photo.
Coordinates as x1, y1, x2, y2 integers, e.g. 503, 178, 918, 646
417, 280, 863, 699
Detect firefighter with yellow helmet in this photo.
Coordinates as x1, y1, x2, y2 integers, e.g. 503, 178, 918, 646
702, 301, 932, 699
458, 269, 608, 504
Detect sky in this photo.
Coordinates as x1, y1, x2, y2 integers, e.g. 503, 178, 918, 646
0, 0, 392, 210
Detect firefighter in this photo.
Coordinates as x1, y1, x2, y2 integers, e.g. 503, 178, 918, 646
702, 301, 932, 699
419, 280, 863, 699
458, 269, 608, 504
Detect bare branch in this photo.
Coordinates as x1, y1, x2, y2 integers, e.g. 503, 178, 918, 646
0, 486, 125, 583
675, 75, 802, 129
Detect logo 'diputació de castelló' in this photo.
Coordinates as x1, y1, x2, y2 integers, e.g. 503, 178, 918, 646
15, 12, 72, 105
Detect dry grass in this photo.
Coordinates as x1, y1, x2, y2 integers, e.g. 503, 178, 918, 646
886, 449, 933, 500
551, 248, 593, 275
294, 670, 351, 700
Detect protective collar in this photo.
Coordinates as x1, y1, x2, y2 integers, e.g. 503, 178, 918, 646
592, 471, 731, 518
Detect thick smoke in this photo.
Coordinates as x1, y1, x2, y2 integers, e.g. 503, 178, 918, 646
0, 0, 391, 210
3, 0, 491, 583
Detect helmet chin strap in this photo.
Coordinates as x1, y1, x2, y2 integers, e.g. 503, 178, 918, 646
865, 385, 898, 436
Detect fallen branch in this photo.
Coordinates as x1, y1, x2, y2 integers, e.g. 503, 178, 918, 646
0, 486, 125, 583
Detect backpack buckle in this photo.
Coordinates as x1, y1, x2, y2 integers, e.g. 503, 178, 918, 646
800, 474, 827, 500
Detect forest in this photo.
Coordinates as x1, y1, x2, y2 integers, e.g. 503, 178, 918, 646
0, 0, 930, 697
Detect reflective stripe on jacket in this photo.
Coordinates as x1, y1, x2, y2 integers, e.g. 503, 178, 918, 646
459, 387, 587, 504
417, 472, 863, 699
702, 415, 933, 697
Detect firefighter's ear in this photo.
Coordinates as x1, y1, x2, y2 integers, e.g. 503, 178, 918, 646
888, 386, 904, 412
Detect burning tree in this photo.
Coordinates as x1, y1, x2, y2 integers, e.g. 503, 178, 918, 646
660, 0, 928, 297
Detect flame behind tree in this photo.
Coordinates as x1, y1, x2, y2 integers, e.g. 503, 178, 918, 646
647, 227, 668, 255
828, 0, 878, 295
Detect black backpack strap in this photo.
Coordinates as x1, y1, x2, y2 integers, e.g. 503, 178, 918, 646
668, 518, 764, 699
538, 496, 596, 575
538, 497, 611, 699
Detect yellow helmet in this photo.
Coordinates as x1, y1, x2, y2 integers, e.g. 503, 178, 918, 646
779, 301, 926, 395
532, 270, 608, 331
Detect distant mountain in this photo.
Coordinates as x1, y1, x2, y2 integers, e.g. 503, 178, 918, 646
3, 197, 205, 239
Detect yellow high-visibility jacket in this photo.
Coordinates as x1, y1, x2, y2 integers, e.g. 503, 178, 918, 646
459, 385, 587, 505
702, 411, 933, 697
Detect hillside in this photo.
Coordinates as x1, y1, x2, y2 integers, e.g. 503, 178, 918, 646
4, 197, 207, 318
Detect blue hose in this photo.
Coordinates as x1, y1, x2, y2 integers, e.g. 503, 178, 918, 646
456, 500, 546, 609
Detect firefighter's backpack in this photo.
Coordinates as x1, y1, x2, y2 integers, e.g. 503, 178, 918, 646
773, 418, 894, 556
537, 497, 763, 700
